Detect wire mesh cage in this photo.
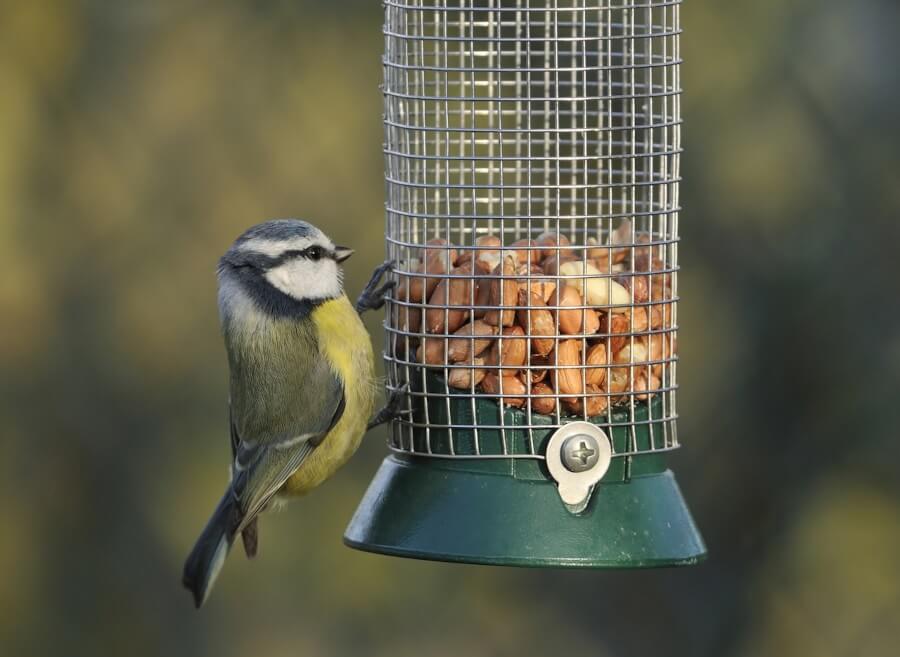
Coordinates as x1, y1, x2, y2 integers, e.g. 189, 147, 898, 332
384, 0, 680, 460
347, 0, 703, 567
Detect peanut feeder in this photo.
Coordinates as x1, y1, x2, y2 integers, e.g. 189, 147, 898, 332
345, 0, 705, 567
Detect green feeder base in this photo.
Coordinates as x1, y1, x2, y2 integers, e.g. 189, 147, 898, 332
346, 386, 705, 567
345, 453, 706, 567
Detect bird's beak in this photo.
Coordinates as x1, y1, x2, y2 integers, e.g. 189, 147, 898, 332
333, 246, 354, 263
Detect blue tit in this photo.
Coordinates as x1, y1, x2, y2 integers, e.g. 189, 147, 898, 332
182, 219, 378, 608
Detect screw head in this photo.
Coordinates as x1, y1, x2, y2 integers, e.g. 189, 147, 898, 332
561, 434, 600, 473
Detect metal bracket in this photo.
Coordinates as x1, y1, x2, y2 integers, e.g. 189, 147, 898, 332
545, 422, 613, 515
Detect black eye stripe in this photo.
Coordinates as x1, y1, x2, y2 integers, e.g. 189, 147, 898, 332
226, 244, 334, 272
276, 246, 330, 262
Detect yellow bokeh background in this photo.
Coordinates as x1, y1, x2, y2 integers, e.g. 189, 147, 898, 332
2, 2, 898, 656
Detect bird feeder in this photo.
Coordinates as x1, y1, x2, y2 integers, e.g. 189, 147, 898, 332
345, 0, 706, 567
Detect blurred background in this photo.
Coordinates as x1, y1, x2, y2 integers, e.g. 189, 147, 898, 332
2, 1, 899, 655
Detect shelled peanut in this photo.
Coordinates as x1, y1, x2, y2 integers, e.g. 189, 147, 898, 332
397, 223, 676, 415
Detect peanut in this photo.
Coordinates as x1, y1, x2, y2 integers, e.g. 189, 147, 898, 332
488, 325, 527, 368
524, 354, 551, 384
558, 260, 630, 310
584, 342, 608, 387
554, 286, 600, 336
472, 258, 493, 319
633, 372, 661, 401
446, 320, 496, 363
447, 357, 487, 389
609, 219, 633, 264
392, 300, 422, 335
535, 231, 573, 260
599, 311, 630, 355
599, 313, 628, 354
421, 238, 459, 267
416, 337, 446, 365
631, 233, 654, 260
645, 332, 675, 377
515, 262, 543, 276
612, 341, 650, 391
649, 279, 673, 300
586, 236, 611, 263
649, 304, 665, 330
530, 382, 557, 415
617, 274, 649, 304
403, 241, 458, 302
634, 252, 673, 292
481, 373, 526, 408
458, 234, 501, 272
541, 254, 578, 276
591, 255, 612, 273
509, 239, 542, 265
483, 256, 518, 327
606, 368, 629, 397
650, 299, 673, 330
418, 240, 458, 298
397, 262, 428, 305
614, 341, 649, 368
517, 274, 557, 305
515, 290, 556, 357
552, 339, 583, 396
629, 305, 649, 333
424, 266, 472, 334
563, 384, 608, 417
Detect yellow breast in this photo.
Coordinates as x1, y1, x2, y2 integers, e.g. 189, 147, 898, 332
281, 294, 375, 496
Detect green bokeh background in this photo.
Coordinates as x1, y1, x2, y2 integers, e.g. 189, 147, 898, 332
2, 1, 899, 656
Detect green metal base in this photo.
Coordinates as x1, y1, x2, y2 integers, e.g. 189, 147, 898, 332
344, 453, 707, 567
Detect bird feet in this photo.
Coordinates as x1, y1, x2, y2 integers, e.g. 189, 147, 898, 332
355, 259, 396, 315
367, 384, 409, 431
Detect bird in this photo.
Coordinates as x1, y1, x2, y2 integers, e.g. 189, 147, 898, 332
182, 219, 396, 608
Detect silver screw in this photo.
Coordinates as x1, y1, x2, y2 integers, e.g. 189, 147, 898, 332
561, 434, 600, 473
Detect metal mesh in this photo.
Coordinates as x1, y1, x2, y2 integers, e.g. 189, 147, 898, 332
382, 0, 681, 460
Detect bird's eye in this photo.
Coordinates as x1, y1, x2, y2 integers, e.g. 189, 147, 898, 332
306, 246, 324, 260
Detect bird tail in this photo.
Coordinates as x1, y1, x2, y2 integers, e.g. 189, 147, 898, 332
241, 517, 259, 558
182, 490, 242, 608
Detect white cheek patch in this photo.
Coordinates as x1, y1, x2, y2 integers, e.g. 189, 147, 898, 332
264, 258, 342, 301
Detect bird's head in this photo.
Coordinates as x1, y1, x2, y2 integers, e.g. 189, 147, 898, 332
219, 219, 353, 307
